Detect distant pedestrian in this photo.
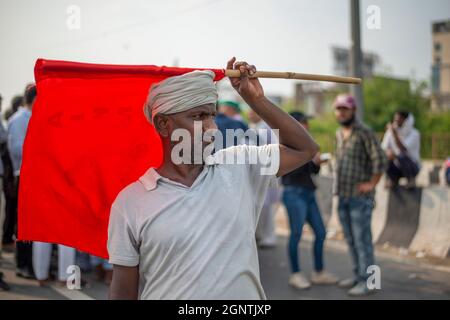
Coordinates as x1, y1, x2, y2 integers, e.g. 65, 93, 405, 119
215, 101, 248, 148
333, 94, 387, 296
0, 93, 8, 251
382, 111, 421, 188
32, 243, 75, 286
248, 109, 279, 248
445, 157, 450, 186
2, 95, 22, 249
218, 100, 246, 123
4, 95, 22, 121
7, 84, 36, 279
282, 112, 338, 290
0, 271, 10, 291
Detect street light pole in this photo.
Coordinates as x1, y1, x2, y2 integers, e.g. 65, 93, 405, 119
350, 0, 364, 121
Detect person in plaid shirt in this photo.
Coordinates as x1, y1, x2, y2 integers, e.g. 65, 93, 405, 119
332, 94, 387, 296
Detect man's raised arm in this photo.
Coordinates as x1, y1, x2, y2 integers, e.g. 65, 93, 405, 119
227, 57, 319, 176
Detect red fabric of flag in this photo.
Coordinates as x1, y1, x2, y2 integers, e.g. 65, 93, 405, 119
18, 59, 226, 258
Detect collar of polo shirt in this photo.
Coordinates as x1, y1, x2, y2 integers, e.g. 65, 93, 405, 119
139, 148, 227, 191
139, 166, 215, 191
139, 168, 162, 191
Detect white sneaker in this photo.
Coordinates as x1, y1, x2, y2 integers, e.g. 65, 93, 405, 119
288, 272, 311, 290
311, 271, 339, 285
338, 277, 358, 288
347, 282, 377, 296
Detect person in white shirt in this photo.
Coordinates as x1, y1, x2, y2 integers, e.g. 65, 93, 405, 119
107, 58, 319, 300
248, 109, 279, 248
381, 111, 421, 188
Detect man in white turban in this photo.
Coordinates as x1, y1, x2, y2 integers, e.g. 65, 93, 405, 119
108, 57, 319, 300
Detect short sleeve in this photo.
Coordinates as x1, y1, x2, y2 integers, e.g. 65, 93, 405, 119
381, 131, 390, 150
107, 203, 140, 267
246, 144, 280, 225
206, 143, 280, 214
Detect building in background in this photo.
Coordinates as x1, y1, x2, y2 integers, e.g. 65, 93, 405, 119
293, 47, 381, 116
294, 83, 339, 116
332, 46, 380, 79
431, 20, 450, 112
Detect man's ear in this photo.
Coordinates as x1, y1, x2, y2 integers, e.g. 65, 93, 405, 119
154, 114, 170, 138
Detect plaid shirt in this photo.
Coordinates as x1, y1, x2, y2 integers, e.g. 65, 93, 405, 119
334, 122, 388, 199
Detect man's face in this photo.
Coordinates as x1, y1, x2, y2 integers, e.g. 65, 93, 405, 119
334, 106, 355, 125
155, 103, 218, 162
393, 113, 406, 128
169, 103, 217, 135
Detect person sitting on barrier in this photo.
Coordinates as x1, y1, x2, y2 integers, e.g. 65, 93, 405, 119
381, 111, 421, 189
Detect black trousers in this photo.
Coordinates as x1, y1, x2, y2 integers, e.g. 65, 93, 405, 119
1, 187, 17, 245
387, 153, 420, 184
1, 147, 18, 245
7, 176, 33, 272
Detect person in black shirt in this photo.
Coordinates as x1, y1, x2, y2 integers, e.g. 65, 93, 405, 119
282, 112, 338, 290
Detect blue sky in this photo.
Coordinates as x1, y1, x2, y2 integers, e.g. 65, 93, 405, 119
1, 0, 449, 107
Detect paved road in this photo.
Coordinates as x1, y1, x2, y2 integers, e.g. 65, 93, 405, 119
1, 237, 450, 300
259, 237, 450, 300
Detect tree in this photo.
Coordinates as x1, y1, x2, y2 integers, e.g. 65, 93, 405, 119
363, 76, 430, 132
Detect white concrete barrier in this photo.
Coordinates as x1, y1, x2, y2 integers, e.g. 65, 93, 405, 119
409, 186, 450, 258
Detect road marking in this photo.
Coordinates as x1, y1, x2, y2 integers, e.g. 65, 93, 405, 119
50, 284, 94, 300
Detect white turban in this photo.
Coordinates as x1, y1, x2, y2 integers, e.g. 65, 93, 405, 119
144, 70, 218, 124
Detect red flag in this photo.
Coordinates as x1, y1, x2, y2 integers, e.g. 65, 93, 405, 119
18, 59, 226, 258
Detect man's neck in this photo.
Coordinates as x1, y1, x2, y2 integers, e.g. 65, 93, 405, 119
157, 162, 204, 188
342, 124, 353, 130
341, 124, 354, 139
156, 146, 204, 187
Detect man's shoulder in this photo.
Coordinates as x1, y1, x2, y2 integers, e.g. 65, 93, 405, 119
355, 122, 374, 133
354, 123, 378, 139
8, 111, 21, 126
208, 144, 276, 162
208, 144, 279, 177
112, 179, 151, 209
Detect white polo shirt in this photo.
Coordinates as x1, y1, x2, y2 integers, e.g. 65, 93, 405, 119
107, 144, 280, 300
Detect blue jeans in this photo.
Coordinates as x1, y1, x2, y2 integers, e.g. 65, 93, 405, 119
282, 186, 326, 273
446, 167, 450, 186
91, 255, 113, 271
337, 196, 375, 281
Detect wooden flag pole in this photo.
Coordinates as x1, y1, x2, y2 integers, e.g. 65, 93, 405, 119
224, 70, 362, 85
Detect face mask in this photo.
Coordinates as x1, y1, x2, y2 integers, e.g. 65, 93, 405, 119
338, 113, 355, 127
